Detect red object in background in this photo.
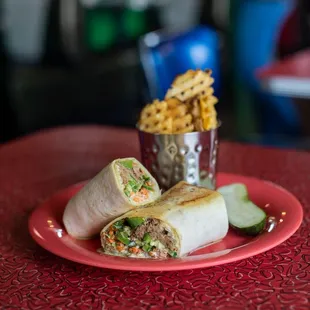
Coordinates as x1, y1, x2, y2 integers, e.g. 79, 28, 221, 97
277, 7, 300, 57
257, 49, 310, 98
0, 126, 309, 309
258, 49, 310, 79
257, 1, 310, 98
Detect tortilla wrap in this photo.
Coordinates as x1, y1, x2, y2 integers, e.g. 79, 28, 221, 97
63, 158, 160, 239
100, 181, 228, 258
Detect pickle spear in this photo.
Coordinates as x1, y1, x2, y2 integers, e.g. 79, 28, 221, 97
218, 183, 266, 236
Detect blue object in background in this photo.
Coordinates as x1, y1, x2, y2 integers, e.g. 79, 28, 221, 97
234, 0, 300, 137
139, 26, 220, 100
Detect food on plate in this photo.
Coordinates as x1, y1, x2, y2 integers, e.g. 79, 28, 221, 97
100, 181, 228, 259
63, 158, 160, 239
199, 96, 218, 131
165, 69, 214, 102
137, 69, 218, 134
138, 98, 194, 134
218, 183, 267, 236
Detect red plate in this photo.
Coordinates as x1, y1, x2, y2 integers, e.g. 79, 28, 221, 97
28, 173, 303, 271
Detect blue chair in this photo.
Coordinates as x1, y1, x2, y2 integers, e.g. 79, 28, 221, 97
234, 0, 301, 142
139, 26, 220, 101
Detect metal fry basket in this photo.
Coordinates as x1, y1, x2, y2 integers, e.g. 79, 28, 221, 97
138, 128, 219, 191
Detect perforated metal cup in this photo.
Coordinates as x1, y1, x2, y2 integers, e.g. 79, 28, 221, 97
138, 127, 219, 191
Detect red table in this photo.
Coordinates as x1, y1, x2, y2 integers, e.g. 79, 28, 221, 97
0, 126, 309, 309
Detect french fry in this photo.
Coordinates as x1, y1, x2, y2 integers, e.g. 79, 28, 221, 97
139, 100, 169, 133
165, 69, 214, 102
199, 97, 218, 130
172, 114, 193, 133
138, 69, 219, 134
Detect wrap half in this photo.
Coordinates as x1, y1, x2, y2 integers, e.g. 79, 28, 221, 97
100, 181, 228, 258
63, 158, 160, 239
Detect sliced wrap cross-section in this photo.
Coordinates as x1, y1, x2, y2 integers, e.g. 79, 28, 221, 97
63, 158, 160, 239
100, 181, 228, 258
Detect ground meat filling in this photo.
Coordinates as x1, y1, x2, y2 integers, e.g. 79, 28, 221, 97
116, 160, 154, 203
132, 219, 176, 250
117, 163, 144, 184
132, 164, 145, 180
101, 217, 178, 259
117, 164, 130, 185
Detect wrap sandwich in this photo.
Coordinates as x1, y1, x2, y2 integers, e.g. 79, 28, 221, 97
100, 181, 228, 258
63, 158, 160, 239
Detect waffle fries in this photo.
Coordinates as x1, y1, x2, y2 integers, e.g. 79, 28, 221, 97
165, 69, 214, 102
138, 69, 218, 134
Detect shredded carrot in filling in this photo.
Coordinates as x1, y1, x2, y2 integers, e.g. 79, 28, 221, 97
119, 160, 154, 201
149, 251, 156, 257
132, 187, 150, 202
116, 243, 125, 252
129, 247, 140, 254
104, 218, 178, 258
140, 188, 148, 196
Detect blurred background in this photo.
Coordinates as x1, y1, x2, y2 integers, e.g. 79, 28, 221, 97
1, 0, 310, 148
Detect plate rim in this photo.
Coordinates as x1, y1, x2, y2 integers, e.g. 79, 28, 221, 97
28, 172, 303, 271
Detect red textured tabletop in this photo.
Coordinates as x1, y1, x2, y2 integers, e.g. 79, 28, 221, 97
0, 126, 309, 309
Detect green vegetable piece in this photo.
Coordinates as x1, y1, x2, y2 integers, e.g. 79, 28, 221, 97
113, 220, 124, 229
142, 175, 150, 182
234, 218, 266, 236
116, 231, 130, 245
135, 240, 142, 246
120, 159, 133, 169
129, 178, 144, 193
128, 180, 139, 192
126, 217, 145, 228
218, 183, 267, 236
124, 185, 131, 197
142, 184, 153, 191
142, 244, 152, 252
143, 233, 152, 243
169, 251, 178, 258
128, 179, 136, 187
